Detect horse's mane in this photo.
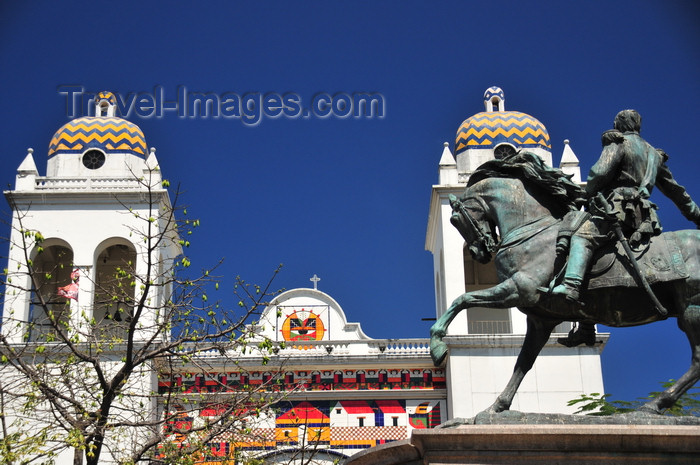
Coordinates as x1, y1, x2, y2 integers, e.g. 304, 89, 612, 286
467, 151, 586, 211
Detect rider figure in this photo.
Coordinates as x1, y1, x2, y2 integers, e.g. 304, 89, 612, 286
552, 109, 700, 346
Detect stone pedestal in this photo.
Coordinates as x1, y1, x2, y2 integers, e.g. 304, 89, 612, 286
345, 424, 700, 465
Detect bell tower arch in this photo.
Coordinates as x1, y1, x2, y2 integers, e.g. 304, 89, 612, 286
2, 92, 181, 343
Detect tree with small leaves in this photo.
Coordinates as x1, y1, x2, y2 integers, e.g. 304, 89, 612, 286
568, 381, 700, 416
0, 167, 287, 465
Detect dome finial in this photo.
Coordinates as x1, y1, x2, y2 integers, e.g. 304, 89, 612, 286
95, 91, 117, 117
484, 86, 505, 112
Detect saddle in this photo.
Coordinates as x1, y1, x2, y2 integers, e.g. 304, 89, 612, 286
586, 232, 688, 290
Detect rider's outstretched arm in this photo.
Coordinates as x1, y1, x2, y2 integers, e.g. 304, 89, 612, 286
655, 157, 700, 227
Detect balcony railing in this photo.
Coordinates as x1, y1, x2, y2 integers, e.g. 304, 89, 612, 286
186, 338, 432, 360
34, 177, 144, 190
468, 319, 511, 334
467, 319, 572, 335
27, 302, 70, 342
275, 339, 432, 357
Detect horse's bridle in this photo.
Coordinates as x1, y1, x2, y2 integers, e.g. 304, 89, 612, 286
448, 194, 498, 254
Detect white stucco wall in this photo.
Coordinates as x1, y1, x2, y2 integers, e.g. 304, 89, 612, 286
444, 335, 606, 418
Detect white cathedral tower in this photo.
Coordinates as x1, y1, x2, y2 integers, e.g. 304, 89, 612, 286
426, 86, 582, 333
425, 88, 603, 418
2, 91, 181, 344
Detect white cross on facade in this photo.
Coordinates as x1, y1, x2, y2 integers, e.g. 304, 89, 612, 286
310, 274, 321, 290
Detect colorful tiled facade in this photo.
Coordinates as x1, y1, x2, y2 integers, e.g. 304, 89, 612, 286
156, 287, 447, 463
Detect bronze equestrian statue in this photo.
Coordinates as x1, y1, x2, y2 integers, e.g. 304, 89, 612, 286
552, 110, 700, 346
429, 128, 700, 414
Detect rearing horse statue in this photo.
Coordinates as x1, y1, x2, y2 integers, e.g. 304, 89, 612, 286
429, 152, 700, 415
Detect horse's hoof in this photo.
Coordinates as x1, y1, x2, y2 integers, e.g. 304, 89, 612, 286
484, 402, 508, 415
638, 404, 663, 415
430, 338, 448, 366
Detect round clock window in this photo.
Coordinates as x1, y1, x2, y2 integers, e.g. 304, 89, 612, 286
494, 144, 516, 159
82, 149, 106, 170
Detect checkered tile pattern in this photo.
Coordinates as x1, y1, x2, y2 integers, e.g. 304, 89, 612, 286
330, 426, 407, 442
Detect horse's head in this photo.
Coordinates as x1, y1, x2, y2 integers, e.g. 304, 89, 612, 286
448, 194, 498, 264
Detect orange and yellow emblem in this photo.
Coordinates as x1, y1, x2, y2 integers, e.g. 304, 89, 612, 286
281, 309, 325, 341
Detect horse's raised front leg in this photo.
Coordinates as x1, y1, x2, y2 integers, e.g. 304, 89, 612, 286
640, 304, 700, 414
430, 278, 521, 366
484, 315, 559, 413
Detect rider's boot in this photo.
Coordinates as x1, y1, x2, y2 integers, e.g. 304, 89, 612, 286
557, 322, 596, 347
550, 235, 595, 302
551, 236, 597, 347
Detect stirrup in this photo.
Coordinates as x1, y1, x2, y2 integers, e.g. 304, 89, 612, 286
551, 281, 586, 304
538, 280, 586, 306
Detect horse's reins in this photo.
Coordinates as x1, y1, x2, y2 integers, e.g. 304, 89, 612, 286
498, 215, 561, 251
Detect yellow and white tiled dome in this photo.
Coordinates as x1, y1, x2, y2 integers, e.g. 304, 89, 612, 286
48, 92, 147, 157
455, 87, 550, 155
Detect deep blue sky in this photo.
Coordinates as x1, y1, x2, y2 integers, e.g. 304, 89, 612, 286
2, 1, 699, 404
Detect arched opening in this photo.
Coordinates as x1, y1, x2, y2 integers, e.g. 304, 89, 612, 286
255, 448, 347, 464
29, 244, 74, 342
437, 250, 446, 316
98, 101, 110, 116
463, 246, 511, 334
94, 242, 137, 339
